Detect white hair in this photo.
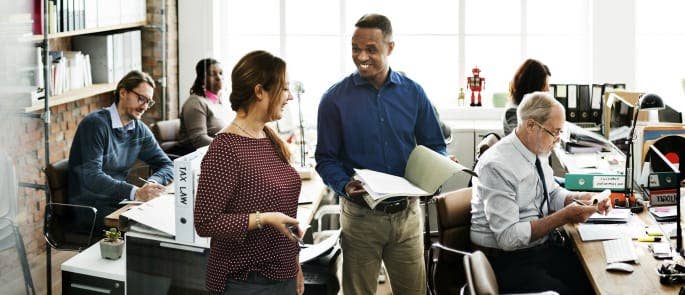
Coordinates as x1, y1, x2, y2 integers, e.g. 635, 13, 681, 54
516, 91, 564, 126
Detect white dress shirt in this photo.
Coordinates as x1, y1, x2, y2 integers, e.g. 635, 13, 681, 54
470, 132, 571, 251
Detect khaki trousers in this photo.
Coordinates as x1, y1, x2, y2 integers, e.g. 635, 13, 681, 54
340, 197, 426, 295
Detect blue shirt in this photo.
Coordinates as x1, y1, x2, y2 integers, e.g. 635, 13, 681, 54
106, 103, 139, 199
315, 69, 447, 196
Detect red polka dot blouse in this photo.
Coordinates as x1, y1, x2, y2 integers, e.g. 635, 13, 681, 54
194, 133, 301, 292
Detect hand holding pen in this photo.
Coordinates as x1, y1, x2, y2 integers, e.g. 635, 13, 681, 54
136, 177, 166, 201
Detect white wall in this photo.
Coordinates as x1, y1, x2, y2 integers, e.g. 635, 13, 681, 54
592, 0, 636, 88
178, 0, 220, 108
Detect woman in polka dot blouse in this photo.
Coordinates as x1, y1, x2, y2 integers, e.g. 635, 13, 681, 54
194, 50, 304, 295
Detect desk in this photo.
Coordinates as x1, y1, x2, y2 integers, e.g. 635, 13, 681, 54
61, 243, 126, 294
565, 210, 682, 294
105, 174, 326, 230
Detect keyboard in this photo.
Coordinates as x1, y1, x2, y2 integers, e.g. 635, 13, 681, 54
603, 238, 638, 264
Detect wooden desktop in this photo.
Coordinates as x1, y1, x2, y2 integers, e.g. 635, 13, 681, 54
564, 205, 682, 294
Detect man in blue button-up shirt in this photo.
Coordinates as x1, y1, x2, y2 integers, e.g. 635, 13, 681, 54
315, 13, 446, 295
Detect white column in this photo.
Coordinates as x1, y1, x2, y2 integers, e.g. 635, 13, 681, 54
592, 0, 636, 88
178, 0, 220, 109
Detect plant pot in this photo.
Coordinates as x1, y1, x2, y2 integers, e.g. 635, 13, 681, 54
100, 239, 124, 260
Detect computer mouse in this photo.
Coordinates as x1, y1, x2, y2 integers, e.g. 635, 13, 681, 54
606, 262, 634, 273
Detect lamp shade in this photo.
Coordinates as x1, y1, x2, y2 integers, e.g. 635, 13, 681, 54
638, 93, 665, 111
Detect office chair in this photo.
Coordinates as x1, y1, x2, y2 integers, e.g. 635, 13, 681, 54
462, 251, 559, 295
151, 118, 192, 159
462, 250, 498, 295
428, 187, 472, 295
0, 152, 34, 295
1, 217, 36, 295
468, 133, 500, 187
44, 160, 98, 251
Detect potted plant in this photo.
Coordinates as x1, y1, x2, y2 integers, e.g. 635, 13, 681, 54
100, 228, 124, 260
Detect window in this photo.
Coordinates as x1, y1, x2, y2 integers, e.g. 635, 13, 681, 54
635, 0, 685, 112
217, 0, 593, 118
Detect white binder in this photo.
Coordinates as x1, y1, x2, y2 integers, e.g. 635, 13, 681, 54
173, 147, 207, 244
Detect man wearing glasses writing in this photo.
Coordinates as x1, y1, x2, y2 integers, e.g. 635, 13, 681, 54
469, 91, 611, 294
68, 70, 173, 233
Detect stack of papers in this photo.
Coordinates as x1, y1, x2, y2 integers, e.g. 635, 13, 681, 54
586, 208, 631, 223
577, 223, 645, 241
649, 206, 677, 222
121, 194, 175, 238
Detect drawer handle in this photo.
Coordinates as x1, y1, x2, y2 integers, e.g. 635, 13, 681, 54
159, 242, 205, 253
70, 283, 111, 294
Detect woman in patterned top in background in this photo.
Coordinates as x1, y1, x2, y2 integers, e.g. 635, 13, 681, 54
194, 50, 303, 295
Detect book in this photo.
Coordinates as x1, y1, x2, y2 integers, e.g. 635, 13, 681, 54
649, 205, 677, 222
354, 145, 474, 209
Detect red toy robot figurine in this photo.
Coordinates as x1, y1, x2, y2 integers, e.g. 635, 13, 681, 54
467, 66, 485, 107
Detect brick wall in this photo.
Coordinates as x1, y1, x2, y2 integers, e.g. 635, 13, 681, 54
0, 0, 179, 290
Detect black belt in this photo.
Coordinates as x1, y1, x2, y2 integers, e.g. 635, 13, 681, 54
374, 198, 408, 214
344, 195, 409, 214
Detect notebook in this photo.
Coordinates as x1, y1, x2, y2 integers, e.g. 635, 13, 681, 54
586, 208, 631, 223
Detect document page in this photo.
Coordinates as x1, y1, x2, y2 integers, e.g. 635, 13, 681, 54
354, 168, 428, 200
122, 194, 175, 236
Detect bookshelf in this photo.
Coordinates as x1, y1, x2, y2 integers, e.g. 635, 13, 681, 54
31, 21, 146, 42
24, 83, 116, 112
28, 20, 146, 113
34, 2, 149, 293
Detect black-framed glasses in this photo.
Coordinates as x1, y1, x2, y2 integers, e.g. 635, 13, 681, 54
532, 120, 562, 141
130, 90, 155, 107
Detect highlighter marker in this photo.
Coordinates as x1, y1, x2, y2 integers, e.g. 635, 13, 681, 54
638, 236, 661, 242
647, 229, 664, 236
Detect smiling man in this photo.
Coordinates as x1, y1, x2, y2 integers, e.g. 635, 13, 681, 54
68, 70, 173, 233
315, 14, 446, 295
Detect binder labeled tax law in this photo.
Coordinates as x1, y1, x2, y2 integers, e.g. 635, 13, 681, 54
354, 145, 475, 209
174, 146, 208, 245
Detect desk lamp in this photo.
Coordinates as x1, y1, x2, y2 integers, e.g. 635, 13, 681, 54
623, 93, 664, 207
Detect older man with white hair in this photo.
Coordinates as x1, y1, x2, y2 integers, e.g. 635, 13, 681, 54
469, 91, 610, 294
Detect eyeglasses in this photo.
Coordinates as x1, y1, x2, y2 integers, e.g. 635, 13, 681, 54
130, 90, 155, 107
532, 120, 562, 141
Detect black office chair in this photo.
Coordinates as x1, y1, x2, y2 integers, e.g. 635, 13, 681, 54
44, 159, 98, 251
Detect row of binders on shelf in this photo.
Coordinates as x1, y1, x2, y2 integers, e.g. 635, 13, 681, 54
550, 83, 626, 127
36, 48, 93, 97
72, 30, 142, 84
561, 121, 613, 154
31, 30, 141, 106
32, 0, 146, 35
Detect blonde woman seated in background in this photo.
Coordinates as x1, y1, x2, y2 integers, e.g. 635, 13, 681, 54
179, 58, 235, 151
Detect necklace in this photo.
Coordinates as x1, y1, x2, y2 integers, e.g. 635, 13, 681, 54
232, 121, 263, 139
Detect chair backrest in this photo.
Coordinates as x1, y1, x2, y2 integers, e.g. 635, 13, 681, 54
433, 187, 472, 295
152, 118, 180, 143
44, 203, 98, 251
152, 119, 191, 159
1, 217, 36, 295
45, 158, 69, 204
468, 133, 500, 187
463, 251, 498, 295
475, 133, 501, 160
0, 151, 18, 251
